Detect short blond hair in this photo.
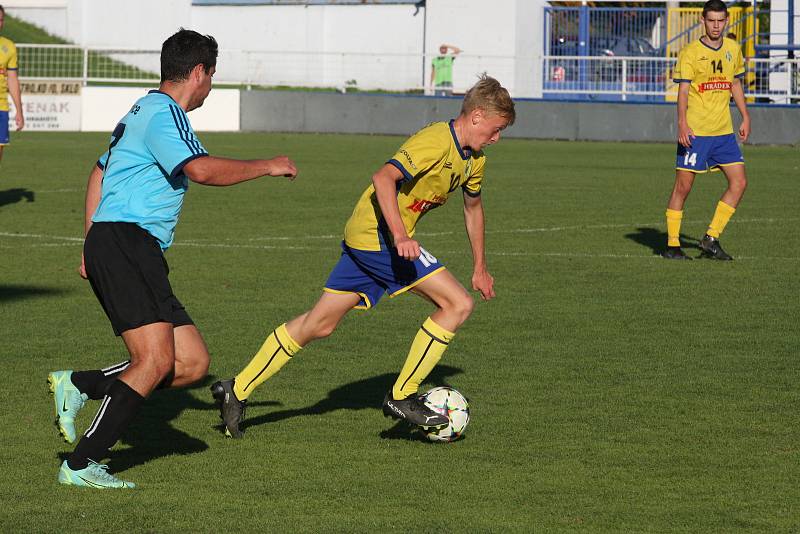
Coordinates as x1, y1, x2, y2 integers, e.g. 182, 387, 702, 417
461, 74, 516, 125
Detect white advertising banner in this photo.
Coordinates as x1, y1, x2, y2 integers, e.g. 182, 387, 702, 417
81, 86, 240, 132
11, 81, 82, 131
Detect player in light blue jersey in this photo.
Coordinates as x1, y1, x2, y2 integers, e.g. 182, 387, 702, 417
49, 29, 298, 489
90, 89, 211, 249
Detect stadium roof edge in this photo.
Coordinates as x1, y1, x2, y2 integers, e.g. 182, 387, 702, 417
192, 0, 421, 5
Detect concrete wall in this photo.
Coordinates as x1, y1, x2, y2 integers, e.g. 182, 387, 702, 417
8, 0, 543, 97
241, 90, 800, 145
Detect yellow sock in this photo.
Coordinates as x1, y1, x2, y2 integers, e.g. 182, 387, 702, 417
706, 201, 736, 239
234, 323, 302, 400
392, 318, 455, 400
666, 209, 683, 247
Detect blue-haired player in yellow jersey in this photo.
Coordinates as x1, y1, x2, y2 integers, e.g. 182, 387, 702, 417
664, 0, 750, 260
212, 75, 515, 437
0, 5, 25, 166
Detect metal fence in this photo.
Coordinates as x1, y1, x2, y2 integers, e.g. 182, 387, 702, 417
16, 44, 800, 103
16, 44, 515, 93
543, 55, 800, 103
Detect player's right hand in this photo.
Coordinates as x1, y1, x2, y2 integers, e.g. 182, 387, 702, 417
394, 236, 420, 261
267, 156, 298, 180
677, 124, 694, 148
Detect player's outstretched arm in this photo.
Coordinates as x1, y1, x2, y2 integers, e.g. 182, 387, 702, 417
79, 163, 104, 279
730, 78, 751, 143
184, 155, 297, 186
463, 192, 495, 300
372, 163, 420, 261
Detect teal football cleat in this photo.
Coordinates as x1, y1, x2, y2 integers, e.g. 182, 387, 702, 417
48, 370, 88, 443
58, 460, 136, 489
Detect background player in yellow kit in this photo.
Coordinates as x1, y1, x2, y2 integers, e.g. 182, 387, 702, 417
664, 0, 749, 261
0, 5, 24, 165
212, 74, 515, 437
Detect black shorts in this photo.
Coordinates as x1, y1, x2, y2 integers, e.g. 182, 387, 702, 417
84, 222, 193, 336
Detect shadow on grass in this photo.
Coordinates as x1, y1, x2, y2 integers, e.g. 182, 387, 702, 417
238, 364, 464, 434
0, 284, 66, 303
57, 376, 220, 472
0, 188, 34, 208
624, 227, 700, 255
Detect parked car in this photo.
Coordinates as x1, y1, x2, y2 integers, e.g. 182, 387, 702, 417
548, 36, 663, 83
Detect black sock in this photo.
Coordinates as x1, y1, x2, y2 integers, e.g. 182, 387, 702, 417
71, 361, 130, 400
67, 379, 144, 471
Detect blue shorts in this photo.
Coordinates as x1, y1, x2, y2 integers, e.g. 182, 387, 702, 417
324, 241, 445, 309
0, 111, 9, 145
676, 133, 743, 173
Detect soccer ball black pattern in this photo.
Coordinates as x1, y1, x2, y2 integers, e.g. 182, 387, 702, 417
419, 386, 470, 442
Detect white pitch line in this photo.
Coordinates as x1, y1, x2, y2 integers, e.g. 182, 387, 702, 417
492, 217, 800, 235
2, 217, 798, 262
4, 240, 798, 261
0, 231, 83, 242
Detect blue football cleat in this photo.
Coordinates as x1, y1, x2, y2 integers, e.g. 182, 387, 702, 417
48, 370, 88, 443
58, 460, 136, 489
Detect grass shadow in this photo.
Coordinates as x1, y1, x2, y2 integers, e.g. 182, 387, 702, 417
239, 364, 464, 433
0, 188, 34, 208
0, 284, 67, 303
624, 227, 700, 255
57, 377, 217, 472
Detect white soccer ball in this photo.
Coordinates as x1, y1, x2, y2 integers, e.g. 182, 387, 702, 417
419, 386, 470, 442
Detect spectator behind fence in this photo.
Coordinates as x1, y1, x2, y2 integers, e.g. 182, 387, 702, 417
430, 43, 461, 96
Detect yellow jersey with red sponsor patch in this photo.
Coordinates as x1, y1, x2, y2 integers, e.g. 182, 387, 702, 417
0, 37, 18, 112
672, 38, 745, 136
344, 120, 486, 252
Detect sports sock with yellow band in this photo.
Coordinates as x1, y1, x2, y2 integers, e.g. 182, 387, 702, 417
666, 209, 683, 248
706, 201, 736, 239
234, 323, 302, 401
392, 317, 455, 400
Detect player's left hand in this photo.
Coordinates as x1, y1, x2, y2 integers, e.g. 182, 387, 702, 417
472, 269, 495, 301
738, 117, 750, 143
78, 252, 88, 279
15, 114, 23, 131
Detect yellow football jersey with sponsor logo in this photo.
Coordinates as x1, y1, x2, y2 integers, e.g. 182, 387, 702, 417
0, 37, 18, 112
672, 38, 745, 136
344, 120, 486, 251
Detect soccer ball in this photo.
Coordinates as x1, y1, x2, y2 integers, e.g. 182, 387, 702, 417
419, 386, 470, 442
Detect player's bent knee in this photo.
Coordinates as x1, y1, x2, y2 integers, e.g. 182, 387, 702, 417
313, 321, 338, 340
138, 352, 177, 382
447, 293, 474, 325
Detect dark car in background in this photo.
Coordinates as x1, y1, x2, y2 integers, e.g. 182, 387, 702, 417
548, 35, 663, 84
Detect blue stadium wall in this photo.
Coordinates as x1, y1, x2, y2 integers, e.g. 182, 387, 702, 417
241, 90, 800, 145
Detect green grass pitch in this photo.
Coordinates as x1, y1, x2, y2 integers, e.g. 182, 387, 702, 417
0, 131, 797, 532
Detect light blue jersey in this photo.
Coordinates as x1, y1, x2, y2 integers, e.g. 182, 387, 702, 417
92, 90, 208, 249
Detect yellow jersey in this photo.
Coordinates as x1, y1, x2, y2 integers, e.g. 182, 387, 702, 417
344, 120, 486, 251
672, 38, 745, 136
0, 36, 18, 112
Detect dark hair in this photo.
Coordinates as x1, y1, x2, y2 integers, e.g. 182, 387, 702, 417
702, 0, 728, 17
0, 5, 5, 15
160, 29, 218, 83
